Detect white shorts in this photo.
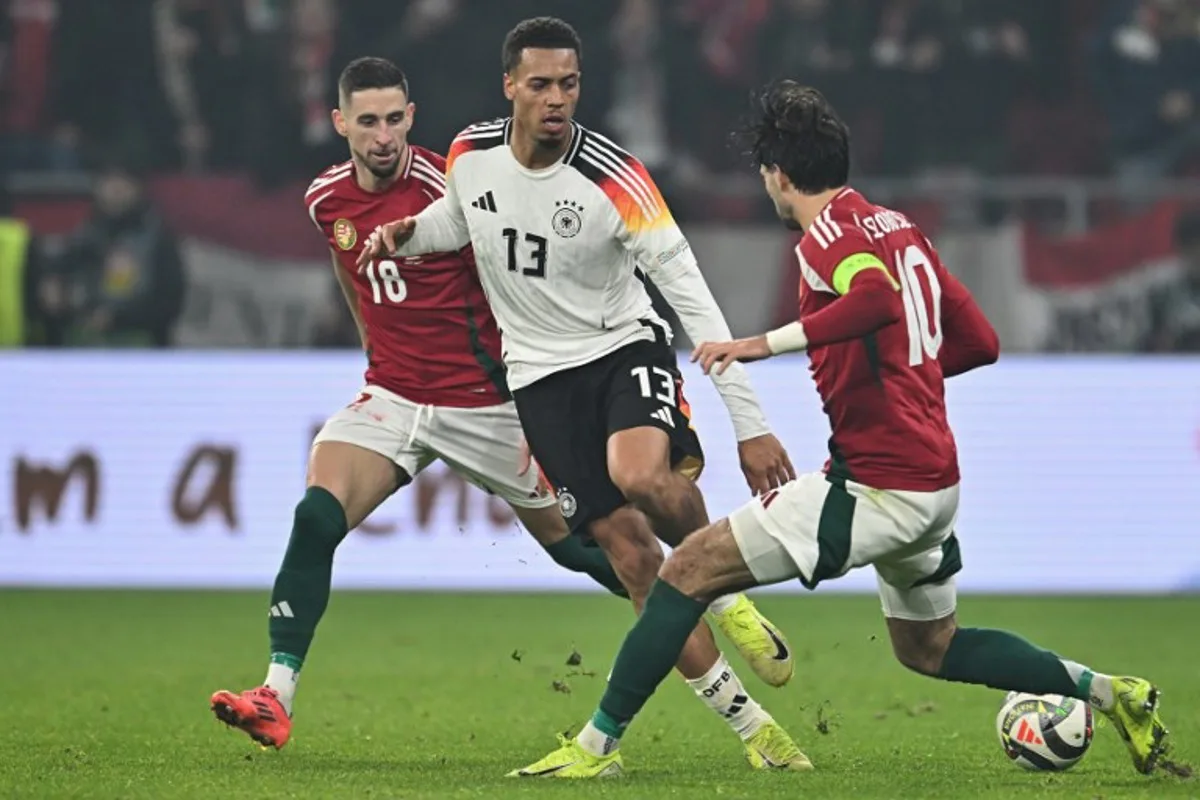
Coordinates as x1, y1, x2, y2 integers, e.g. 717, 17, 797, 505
728, 472, 962, 621
311, 385, 556, 510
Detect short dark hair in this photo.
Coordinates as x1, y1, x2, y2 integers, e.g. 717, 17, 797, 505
502, 16, 582, 74
338, 57, 409, 103
742, 81, 850, 194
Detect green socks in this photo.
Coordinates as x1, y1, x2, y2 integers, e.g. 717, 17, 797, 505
599, 579, 708, 725
267, 486, 349, 664
542, 536, 628, 596
937, 627, 1086, 700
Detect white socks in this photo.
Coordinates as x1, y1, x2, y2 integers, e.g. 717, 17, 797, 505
686, 655, 769, 739
264, 662, 299, 716
577, 720, 622, 757
1061, 660, 1115, 711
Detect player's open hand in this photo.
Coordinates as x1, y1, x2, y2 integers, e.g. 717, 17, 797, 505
691, 336, 771, 376
356, 217, 417, 272
737, 433, 795, 495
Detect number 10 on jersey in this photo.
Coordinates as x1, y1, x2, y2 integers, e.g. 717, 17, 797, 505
895, 244, 942, 366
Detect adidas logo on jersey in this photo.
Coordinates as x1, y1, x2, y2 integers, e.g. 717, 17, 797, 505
471, 191, 497, 212
651, 407, 674, 428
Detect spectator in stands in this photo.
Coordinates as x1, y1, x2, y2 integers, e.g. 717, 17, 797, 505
39, 159, 187, 347
0, 172, 41, 346
867, 0, 951, 174
756, 0, 870, 122
154, 0, 248, 172
1091, 0, 1200, 183
242, 0, 338, 187
661, 0, 770, 176
0, 0, 83, 172
938, 2, 1036, 172
50, 1, 175, 170
1142, 209, 1200, 351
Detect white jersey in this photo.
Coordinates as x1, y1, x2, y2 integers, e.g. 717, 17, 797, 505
394, 118, 770, 441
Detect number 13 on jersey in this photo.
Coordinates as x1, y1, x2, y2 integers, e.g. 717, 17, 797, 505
895, 244, 942, 366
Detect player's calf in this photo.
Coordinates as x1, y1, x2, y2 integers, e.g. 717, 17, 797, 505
587, 506, 664, 603
886, 614, 958, 676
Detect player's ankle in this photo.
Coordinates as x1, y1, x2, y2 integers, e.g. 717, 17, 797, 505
264, 655, 301, 716
577, 714, 622, 757
1083, 671, 1115, 712
734, 706, 772, 741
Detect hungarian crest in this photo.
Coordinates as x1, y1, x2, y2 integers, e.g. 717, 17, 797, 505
333, 218, 357, 250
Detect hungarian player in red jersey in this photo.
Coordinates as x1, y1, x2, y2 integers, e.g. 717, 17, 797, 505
512, 82, 1170, 779
209, 57, 626, 750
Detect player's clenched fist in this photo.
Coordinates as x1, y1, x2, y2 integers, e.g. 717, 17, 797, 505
691, 336, 771, 376
356, 217, 418, 272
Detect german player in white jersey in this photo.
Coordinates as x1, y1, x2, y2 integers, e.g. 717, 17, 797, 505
359, 16, 808, 770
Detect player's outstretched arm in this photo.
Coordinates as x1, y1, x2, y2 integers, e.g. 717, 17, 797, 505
355, 189, 471, 271
693, 265, 903, 373
938, 271, 999, 376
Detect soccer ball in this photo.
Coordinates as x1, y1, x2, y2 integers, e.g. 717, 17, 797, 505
996, 692, 1093, 771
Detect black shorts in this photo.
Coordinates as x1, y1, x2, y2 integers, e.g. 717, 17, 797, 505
513, 338, 705, 535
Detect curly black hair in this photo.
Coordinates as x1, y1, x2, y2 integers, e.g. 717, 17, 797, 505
502, 16, 582, 74
741, 80, 850, 194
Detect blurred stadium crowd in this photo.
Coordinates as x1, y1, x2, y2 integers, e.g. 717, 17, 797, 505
2, 0, 1200, 351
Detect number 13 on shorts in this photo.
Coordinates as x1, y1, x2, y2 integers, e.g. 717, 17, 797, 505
631, 365, 677, 406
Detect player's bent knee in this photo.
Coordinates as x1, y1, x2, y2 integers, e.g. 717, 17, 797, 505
306, 441, 407, 529
658, 521, 749, 603
288, 487, 351, 563
610, 464, 675, 510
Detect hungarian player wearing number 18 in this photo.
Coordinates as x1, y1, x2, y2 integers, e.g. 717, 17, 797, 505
209, 57, 629, 750
514, 81, 1171, 778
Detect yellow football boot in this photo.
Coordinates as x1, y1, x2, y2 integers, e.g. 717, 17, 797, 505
709, 594, 795, 687
506, 733, 623, 779
1103, 677, 1169, 774
743, 719, 814, 771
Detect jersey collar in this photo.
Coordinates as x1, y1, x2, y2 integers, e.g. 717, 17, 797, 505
505, 120, 582, 178
399, 144, 414, 182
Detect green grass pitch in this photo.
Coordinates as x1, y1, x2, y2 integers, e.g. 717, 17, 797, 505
2, 591, 1196, 799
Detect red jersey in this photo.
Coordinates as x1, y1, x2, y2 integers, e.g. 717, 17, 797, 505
795, 188, 999, 491
306, 146, 507, 407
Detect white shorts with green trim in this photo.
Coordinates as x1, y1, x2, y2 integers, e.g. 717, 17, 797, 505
728, 472, 961, 621
312, 385, 557, 510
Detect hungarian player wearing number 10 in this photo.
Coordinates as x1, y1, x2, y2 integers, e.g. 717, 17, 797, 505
513, 81, 1171, 778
